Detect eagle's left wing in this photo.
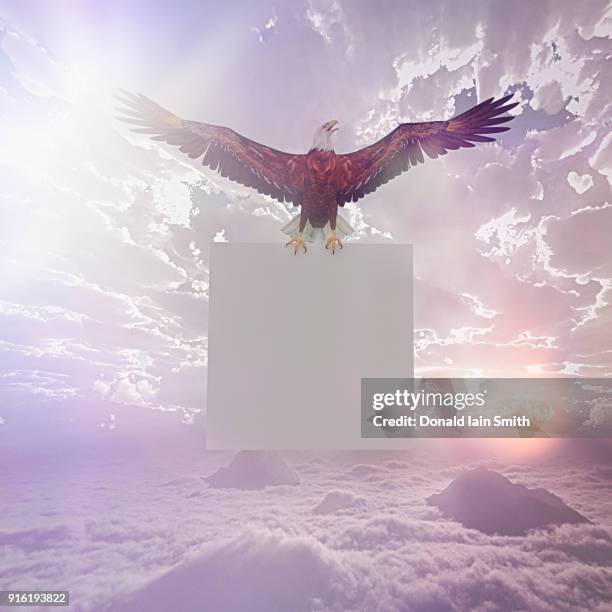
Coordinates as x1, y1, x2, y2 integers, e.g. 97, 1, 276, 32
336, 94, 518, 205
116, 91, 305, 206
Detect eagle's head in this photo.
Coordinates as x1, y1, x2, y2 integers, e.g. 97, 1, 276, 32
311, 120, 339, 151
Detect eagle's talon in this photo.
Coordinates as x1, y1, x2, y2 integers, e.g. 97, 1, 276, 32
286, 234, 307, 255
325, 232, 343, 254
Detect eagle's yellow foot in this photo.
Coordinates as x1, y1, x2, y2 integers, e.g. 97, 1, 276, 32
285, 233, 307, 255
325, 231, 343, 254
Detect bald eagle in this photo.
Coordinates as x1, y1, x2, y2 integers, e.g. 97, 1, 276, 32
117, 91, 517, 253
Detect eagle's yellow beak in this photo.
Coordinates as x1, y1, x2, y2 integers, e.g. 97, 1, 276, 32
326, 120, 340, 133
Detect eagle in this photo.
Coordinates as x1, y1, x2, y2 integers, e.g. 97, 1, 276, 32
117, 91, 517, 254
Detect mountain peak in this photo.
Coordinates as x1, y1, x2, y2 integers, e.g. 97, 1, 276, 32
427, 468, 589, 536
206, 451, 299, 490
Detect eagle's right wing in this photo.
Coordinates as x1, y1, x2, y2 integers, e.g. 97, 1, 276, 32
116, 91, 305, 206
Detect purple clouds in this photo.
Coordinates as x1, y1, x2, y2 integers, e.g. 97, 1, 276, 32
0, 2, 611, 610
0, 1, 611, 426
3, 443, 610, 611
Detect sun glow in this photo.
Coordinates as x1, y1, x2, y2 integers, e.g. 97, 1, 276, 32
470, 437, 562, 461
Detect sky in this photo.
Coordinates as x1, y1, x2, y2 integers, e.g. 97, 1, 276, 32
0, 1, 611, 609
0, 1, 611, 430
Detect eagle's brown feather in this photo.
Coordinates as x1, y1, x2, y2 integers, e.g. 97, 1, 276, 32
116, 90, 305, 206
335, 94, 518, 205
116, 91, 517, 217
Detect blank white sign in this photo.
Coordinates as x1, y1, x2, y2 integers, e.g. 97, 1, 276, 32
206, 243, 414, 449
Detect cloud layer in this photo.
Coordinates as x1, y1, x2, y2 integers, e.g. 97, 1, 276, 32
2, 443, 611, 611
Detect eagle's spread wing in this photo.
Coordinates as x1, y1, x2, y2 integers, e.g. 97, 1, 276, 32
336, 94, 518, 205
116, 91, 305, 206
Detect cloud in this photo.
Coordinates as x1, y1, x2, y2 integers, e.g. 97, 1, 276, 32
106, 513, 612, 612
544, 205, 612, 278
1, 436, 611, 611
567, 171, 594, 194
531, 80, 566, 115
589, 131, 612, 185
313, 490, 366, 514
251, 10, 278, 44
107, 529, 352, 612
305, 0, 354, 57
0, 525, 73, 553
